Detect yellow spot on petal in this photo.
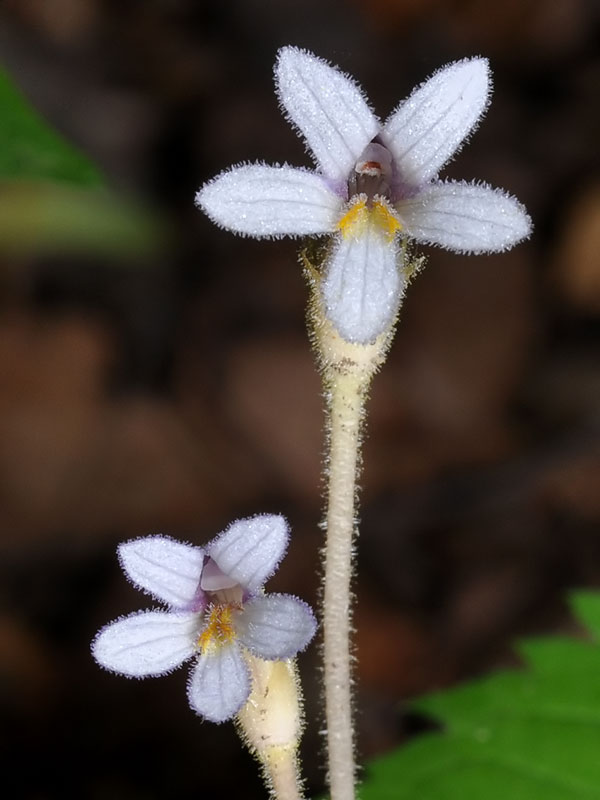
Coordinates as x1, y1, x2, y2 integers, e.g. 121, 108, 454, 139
372, 200, 403, 242
198, 604, 237, 653
337, 197, 402, 242
337, 198, 369, 239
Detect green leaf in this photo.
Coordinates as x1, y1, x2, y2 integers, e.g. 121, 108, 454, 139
0, 182, 166, 259
360, 591, 600, 800
0, 68, 167, 259
570, 592, 600, 640
0, 66, 102, 186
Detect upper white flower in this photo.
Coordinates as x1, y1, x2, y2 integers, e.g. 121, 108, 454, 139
197, 47, 532, 345
92, 514, 316, 724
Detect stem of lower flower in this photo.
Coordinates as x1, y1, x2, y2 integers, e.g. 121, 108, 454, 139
304, 258, 392, 800
237, 656, 306, 800
264, 747, 303, 800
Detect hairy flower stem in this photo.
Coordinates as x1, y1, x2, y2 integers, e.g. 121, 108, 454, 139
237, 656, 306, 800
306, 261, 393, 800
322, 372, 367, 800
264, 748, 303, 800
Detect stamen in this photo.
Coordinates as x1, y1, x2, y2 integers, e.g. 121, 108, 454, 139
361, 160, 383, 174
198, 604, 237, 652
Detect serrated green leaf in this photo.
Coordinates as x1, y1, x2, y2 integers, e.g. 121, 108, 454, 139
0, 66, 103, 186
360, 591, 600, 800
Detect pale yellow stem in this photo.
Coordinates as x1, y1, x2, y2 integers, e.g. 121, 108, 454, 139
264, 747, 303, 800
322, 370, 367, 800
314, 309, 391, 800
237, 655, 306, 800
301, 252, 394, 800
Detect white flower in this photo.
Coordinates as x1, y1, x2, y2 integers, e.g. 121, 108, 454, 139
197, 47, 532, 345
92, 514, 316, 724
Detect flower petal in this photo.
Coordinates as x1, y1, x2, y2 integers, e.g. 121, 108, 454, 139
207, 514, 289, 594
118, 536, 205, 610
383, 58, 490, 187
187, 643, 250, 723
322, 219, 405, 344
275, 46, 379, 182
236, 593, 317, 660
196, 163, 339, 238
92, 610, 198, 677
398, 180, 532, 254
200, 558, 239, 592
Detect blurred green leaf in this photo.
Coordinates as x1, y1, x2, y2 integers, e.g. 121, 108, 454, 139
0, 67, 167, 259
570, 592, 600, 639
360, 592, 600, 800
0, 66, 103, 186
0, 182, 165, 259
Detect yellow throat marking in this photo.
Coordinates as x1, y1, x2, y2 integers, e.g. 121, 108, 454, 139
337, 198, 402, 243
198, 604, 237, 653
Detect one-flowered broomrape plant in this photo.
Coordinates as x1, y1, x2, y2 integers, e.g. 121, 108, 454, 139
92, 515, 316, 723
197, 47, 532, 344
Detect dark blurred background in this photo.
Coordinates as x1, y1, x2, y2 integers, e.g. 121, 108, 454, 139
0, 0, 598, 797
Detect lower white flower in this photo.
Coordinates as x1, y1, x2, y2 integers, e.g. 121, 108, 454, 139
92, 514, 317, 723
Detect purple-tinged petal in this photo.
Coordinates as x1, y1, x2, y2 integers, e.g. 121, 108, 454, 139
235, 593, 317, 660
383, 58, 490, 187
275, 46, 379, 183
187, 644, 250, 723
118, 536, 205, 610
92, 610, 198, 677
398, 179, 532, 254
207, 514, 289, 594
200, 558, 239, 592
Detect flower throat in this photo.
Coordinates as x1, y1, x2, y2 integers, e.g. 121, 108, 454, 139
347, 138, 393, 203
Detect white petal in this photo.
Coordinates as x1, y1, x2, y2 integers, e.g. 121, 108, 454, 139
322, 223, 404, 344
398, 180, 532, 254
118, 536, 205, 610
196, 163, 339, 238
275, 46, 379, 182
92, 610, 198, 677
207, 514, 289, 594
236, 594, 317, 660
383, 58, 490, 187
187, 644, 250, 723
